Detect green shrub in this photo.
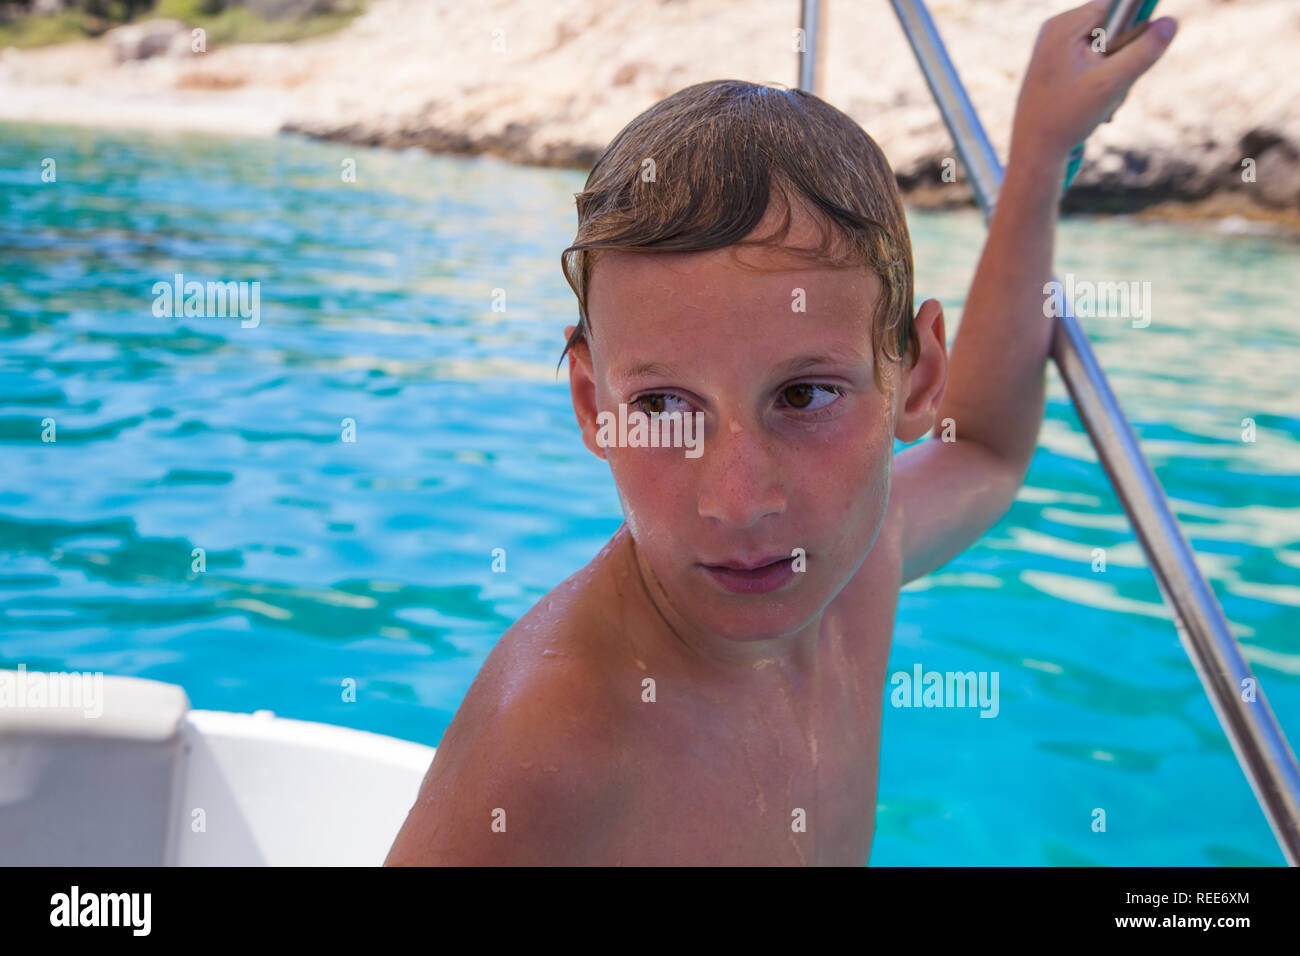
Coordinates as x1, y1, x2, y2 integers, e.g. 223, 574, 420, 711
0, 0, 363, 47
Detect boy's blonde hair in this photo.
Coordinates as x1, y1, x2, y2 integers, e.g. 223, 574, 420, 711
560, 79, 918, 391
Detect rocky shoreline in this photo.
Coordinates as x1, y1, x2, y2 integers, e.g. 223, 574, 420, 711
3, 0, 1298, 230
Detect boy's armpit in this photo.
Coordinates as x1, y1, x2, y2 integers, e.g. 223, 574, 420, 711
384, 678, 622, 866
891, 437, 1025, 586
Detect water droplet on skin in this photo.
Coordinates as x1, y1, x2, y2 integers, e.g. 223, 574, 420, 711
520, 761, 533, 770
542, 765, 559, 773
541, 648, 564, 658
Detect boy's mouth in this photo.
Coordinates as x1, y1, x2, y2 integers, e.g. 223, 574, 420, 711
698, 554, 796, 595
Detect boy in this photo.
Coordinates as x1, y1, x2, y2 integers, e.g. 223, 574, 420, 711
386, 1, 1176, 865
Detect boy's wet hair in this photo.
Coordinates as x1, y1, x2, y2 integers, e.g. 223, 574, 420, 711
559, 79, 918, 391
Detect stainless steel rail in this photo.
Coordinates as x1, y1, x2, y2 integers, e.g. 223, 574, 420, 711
798, 0, 824, 94
890, 0, 1300, 865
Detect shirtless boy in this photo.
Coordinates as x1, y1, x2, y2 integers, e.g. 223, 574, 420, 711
387, 1, 1177, 865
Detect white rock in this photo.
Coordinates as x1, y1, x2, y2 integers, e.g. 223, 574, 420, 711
104, 19, 188, 64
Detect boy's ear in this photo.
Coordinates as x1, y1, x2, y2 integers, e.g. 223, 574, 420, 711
894, 298, 948, 444
564, 325, 607, 461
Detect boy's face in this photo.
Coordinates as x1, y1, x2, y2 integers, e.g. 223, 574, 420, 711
569, 202, 923, 645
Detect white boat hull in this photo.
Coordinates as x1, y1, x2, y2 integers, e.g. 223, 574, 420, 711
0, 672, 435, 866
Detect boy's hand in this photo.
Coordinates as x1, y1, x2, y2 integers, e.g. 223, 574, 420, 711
1010, 0, 1177, 168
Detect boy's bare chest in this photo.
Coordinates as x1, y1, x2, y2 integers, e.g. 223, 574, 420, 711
607, 615, 893, 865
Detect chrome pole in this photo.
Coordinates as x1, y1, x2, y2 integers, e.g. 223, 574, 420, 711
890, 0, 1300, 865
798, 0, 824, 94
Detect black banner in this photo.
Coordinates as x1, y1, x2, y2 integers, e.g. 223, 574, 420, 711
1, 866, 1284, 941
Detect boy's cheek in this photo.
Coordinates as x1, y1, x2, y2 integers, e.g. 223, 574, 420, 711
607, 450, 675, 509
808, 441, 894, 560
609, 452, 691, 522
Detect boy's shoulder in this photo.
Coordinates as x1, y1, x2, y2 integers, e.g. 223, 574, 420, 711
386, 571, 631, 865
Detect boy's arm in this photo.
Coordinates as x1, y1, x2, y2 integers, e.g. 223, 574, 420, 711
892, 0, 1177, 585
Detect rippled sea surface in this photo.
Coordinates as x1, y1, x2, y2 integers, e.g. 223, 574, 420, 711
2, 122, 1297, 865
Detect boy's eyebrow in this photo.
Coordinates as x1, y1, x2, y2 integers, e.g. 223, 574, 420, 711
615, 361, 676, 384
614, 348, 870, 385
776, 347, 871, 375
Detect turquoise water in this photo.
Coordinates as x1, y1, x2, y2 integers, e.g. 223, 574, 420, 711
2, 122, 1297, 865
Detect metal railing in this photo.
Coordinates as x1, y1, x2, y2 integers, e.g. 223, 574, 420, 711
888, 0, 1300, 865
798, 0, 825, 94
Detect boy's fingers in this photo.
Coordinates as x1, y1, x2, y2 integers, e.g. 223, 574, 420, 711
1106, 16, 1177, 84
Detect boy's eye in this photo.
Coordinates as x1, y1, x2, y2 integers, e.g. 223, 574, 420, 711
781, 383, 840, 411
633, 393, 690, 416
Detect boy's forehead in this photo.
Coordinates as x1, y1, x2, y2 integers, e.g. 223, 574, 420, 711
583, 194, 884, 377
588, 245, 880, 323
587, 255, 881, 387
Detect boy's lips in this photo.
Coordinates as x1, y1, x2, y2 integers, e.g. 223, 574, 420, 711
702, 553, 790, 572
698, 553, 797, 595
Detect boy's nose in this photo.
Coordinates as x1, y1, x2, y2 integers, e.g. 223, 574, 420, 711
695, 415, 787, 528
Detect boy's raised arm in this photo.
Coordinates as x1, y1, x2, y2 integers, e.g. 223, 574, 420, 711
892, 0, 1177, 585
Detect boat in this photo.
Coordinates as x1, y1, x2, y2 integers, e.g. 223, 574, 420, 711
0, 672, 433, 866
